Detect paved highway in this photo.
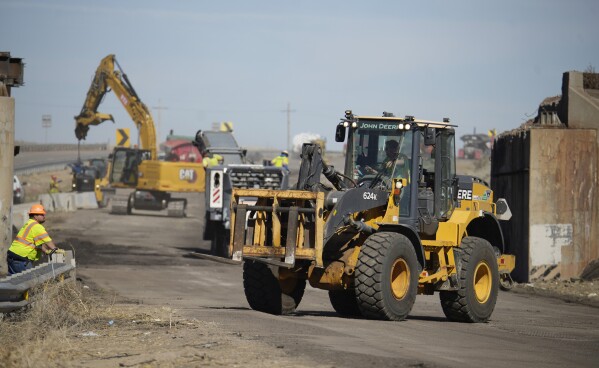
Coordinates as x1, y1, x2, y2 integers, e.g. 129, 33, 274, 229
46, 172, 598, 368
14, 150, 599, 367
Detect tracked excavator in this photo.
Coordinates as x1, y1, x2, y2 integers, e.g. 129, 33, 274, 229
227, 110, 515, 322
74, 54, 204, 216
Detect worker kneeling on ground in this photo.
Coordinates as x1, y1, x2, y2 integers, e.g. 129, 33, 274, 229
203, 153, 224, 168
271, 150, 289, 171
6, 204, 64, 275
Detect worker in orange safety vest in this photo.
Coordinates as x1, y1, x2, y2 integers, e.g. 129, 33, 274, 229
6, 204, 64, 275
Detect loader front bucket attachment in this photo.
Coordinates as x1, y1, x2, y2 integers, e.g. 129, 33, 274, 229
230, 188, 325, 268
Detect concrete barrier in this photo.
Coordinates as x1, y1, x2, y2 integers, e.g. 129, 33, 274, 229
74, 192, 99, 209
38, 193, 77, 213
11, 205, 29, 228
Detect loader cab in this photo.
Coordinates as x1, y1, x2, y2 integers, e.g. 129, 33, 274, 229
109, 147, 152, 187
339, 112, 456, 235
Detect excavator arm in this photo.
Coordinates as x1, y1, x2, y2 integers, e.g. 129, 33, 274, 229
74, 54, 157, 159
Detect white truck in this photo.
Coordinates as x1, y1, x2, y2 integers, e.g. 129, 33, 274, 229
193, 130, 289, 256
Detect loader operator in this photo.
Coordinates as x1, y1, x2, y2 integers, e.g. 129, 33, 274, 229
7, 204, 64, 275
271, 150, 289, 172
364, 139, 410, 180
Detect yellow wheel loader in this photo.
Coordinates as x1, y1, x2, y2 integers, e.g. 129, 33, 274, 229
229, 111, 515, 322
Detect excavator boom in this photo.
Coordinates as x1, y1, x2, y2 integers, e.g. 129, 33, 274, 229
74, 54, 157, 159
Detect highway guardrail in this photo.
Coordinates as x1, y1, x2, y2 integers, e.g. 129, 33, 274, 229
0, 250, 76, 313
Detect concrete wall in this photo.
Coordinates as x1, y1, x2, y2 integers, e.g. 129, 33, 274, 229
0, 97, 15, 276
529, 129, 597, 278
492, 71, 599, 281
561, 72, 599, 129
560, 72, 599, 276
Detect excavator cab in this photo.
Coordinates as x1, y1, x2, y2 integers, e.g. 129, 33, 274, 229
108, 147, 151, 187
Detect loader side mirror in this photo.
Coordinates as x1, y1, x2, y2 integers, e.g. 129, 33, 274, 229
424, 128, 436, 146
335, 124, 346, 142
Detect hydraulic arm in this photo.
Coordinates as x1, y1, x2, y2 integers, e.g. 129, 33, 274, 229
74, 54, 157, 159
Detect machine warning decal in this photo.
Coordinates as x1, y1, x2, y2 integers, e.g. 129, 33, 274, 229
457, 189, 472, 200
211, 187, 221, 204
179, 169, 197, 183
473, 190, 492, 201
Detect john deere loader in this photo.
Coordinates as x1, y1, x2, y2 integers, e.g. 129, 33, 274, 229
228, 111, 515, 322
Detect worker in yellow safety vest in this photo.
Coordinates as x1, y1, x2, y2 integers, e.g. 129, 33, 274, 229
7, 204, 64, 275
49, 175, 61, 193
271, 150, 289, 171
202, 153, 224, 168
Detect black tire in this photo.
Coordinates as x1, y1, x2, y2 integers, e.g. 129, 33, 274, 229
211, 225, 230, 257
439, 237, 499, 323
328, 289, 362, 317
203, 217, 214, 241
355, 232, 420, 321
243, 261, 306, 315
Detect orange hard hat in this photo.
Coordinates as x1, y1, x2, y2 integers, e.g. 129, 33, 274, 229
29, 204, 47, 215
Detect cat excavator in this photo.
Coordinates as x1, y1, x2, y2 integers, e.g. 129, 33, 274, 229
74, 54, 204, 216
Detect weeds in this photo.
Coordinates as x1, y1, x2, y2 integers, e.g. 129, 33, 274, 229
0, 281, 175, 368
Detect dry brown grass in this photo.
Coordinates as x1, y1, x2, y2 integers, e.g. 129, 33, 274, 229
0, 279, 323, 368
0, 281, 176, 368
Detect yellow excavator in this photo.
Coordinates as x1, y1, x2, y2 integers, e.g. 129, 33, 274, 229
74, 54, 204, 216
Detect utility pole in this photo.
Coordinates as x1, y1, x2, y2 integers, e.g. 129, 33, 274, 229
1, 52, 24, 276
281, 102, 295, 151
152, 100, 168, 141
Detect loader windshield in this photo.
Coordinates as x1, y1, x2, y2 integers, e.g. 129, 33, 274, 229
351, 121, 413, 215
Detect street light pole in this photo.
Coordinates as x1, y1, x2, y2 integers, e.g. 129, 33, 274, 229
42, 114, 52, 143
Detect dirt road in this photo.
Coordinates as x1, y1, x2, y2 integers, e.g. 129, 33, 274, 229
44, 186, 599, 368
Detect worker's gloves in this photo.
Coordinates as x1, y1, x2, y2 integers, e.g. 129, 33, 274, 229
54, 249, 66, 255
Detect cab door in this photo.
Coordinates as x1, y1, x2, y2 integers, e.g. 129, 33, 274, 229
434, 129, 456, 219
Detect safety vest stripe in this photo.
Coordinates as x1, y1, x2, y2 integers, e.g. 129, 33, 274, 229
21, 221, 38, 239
33, 233, 49, 242
15, 237, 37, 249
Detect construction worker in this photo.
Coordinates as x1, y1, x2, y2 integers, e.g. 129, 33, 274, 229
49, 175, 61, 193
202, 153, 224, 168
271, 150, 289, 171
7, 204, 64, 275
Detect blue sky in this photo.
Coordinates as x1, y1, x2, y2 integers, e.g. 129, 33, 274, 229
2, 0, 598, 151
